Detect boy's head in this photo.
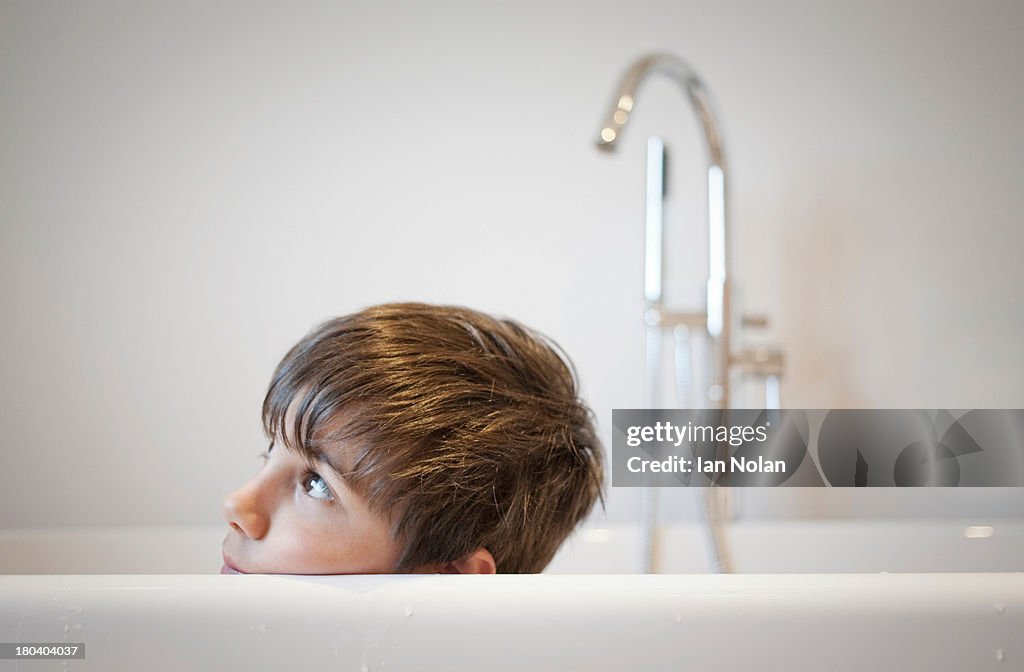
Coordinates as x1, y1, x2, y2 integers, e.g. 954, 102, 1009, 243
222, 302, 604, 574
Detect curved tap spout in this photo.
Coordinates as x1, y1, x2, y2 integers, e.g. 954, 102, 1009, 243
595, 53, 726, 169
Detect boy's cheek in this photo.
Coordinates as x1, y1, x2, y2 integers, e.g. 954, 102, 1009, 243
264, 515, 322, 558
260, 514, 356, 572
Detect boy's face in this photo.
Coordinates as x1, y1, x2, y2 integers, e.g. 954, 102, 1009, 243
221, 401, 402, 575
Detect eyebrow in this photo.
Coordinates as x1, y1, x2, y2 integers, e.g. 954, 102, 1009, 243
273, 437, 354, 493
308, 447, 352, 488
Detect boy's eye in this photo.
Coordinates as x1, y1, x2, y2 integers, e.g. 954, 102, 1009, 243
302, 471, 334, 502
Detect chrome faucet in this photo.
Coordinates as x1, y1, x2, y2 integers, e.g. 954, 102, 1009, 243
595, 52, 732, 408
595, 53, 786, 574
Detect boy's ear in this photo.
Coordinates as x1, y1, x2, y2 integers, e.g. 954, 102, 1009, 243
442, 547, 497, 574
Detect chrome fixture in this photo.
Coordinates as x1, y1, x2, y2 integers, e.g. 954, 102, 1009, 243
597, 53, 732, 407
595, 52, 786, 574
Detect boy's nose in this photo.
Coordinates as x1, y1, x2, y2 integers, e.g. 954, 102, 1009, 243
222, 479, 270, 540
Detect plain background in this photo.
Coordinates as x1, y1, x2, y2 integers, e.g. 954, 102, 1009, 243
1, 0, 1022, 529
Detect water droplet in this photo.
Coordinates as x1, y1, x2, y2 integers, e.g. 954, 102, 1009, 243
404, 605, 414, 617
360, 664, 369, 672
675, 613, 682, 622
63, 624, 69, 634
994, 603, 1006, 614
996, 649, 1004, 662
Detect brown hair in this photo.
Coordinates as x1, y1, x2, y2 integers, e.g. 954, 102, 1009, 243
261, 302, 604, 573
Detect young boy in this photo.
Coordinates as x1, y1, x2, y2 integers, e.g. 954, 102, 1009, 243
222, 302, 604, 575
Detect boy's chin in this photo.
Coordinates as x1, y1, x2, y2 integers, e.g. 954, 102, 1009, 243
220, 564, 246, 574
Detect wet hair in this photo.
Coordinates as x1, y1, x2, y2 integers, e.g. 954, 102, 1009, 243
262, 302, 604, 573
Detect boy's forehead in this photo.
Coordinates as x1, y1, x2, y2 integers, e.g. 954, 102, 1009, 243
278, 392, 359, 473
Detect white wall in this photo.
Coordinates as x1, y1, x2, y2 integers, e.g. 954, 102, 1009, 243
1, 0, 1022, 529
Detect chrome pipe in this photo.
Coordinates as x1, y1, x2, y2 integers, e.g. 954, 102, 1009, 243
638, 136, 666, 574
672, 324, 691, 408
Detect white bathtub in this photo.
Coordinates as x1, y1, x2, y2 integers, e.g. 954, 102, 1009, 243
1, 521, 1022, 671
1, 573, 1022, 671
